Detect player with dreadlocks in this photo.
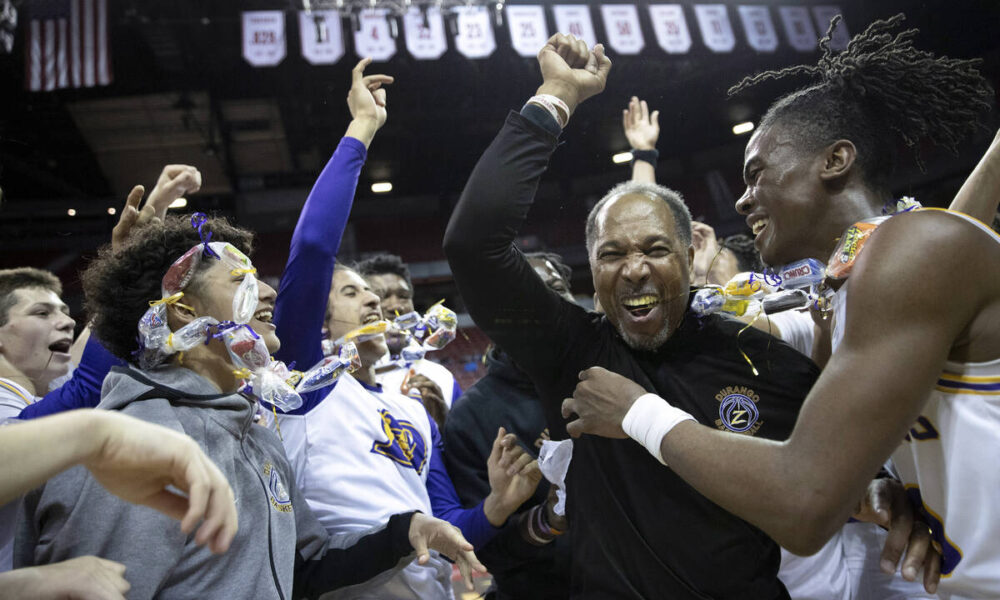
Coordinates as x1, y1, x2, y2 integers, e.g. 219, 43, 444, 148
561, 13, 1000, 597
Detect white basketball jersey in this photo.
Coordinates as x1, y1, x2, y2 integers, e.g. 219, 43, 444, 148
831, 209, 1000, 598
277, 374, 454, 599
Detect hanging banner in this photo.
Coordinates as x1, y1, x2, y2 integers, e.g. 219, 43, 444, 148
403, 6, 447, 60
552, 5, 597, 49
454, 5, 496, 59
737, 6, 777, 52
506, 5, 548, 58
298, 10, 344, 65
778, 6, 817, 52
648, 4, 691, 54
811, 6, 848, 50
353, 8, 396, 61
693, 5, 735, 53
242, 11, 286, 67
600, 4, 644, 55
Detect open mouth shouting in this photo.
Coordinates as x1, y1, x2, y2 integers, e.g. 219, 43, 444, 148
48, 338, 73, 356
620, 293, 662, 325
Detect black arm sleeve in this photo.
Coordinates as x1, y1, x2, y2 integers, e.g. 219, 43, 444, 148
443, 111, 584, 387
293, 512, 415, 599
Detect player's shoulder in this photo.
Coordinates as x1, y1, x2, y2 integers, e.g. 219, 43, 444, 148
870, 209, 1000, 261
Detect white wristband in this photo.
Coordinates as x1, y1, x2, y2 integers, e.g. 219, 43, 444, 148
621, 393, 695, 466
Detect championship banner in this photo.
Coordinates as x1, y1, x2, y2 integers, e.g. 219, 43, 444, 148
693, 5, 735, 53
353, 8, 396, 61
600, 4, 644, 55
454, 5, 496, 59
778, 6, 816, 52
298, 10, 344, 65
242, 11, 286, 67
648, 4, 691, 54
552, 5, 597, 49
403, 6, 447, 60
811, 6, 848, 50
506, 5, 548, 58
737, 6, 777, 52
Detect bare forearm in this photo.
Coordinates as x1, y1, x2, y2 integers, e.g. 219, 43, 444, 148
630, 160, 655, 184
0, 410, 101, 503
949, 128, 1000, 223
658, 420, 860, 555
345, 117, 378, 149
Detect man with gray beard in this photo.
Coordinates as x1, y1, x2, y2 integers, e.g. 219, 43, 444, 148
444, 35, 818, 599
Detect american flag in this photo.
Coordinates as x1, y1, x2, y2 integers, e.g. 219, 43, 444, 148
25, 0, 112, 92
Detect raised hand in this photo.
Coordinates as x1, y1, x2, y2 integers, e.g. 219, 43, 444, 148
536, 34, 612, 116
145, 165, 201, 220
484, 427, 543, 526
407, 512, 487, 591
83, 411, 238, 554
0, 556, 131, 600
405, 372, 448, 429
346, 57, 394, 148
111, 165, 202, 251
623, 96, 660, 151
690, 221, 721, 286
853, 477, 941, 593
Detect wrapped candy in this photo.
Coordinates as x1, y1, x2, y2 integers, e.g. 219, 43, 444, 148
339, 320, 391, 345
295, 342, 361, 394
219, 324, 271, 372
419, 303, 458, 351
249, 362, 302, 412
762, 289, 810, 314
776, 259, 825, 290
826, 217, 888, 280
392, 310, 423, 331
692, 288, 725, 317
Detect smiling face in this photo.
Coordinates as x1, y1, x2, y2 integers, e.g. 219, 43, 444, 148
327, 268, 388, 363
589, 194, 694, 351
0, 287, 76, 391
527, 256, 575, 303
185, 260, 280, 355
737, 124, 839, 267
366, 272, 413, 356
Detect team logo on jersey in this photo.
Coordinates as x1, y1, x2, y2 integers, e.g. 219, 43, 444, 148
262, 461, 293, 513
371, 409, 428, 474
714, 385, 763, 435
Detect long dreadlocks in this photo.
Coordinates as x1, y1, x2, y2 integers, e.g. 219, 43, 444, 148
729, 13, 992, 192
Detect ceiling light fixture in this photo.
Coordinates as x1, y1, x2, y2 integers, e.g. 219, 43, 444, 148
371, 182, 393, 193
612, 151, 633, 164
732, 121, 754, 135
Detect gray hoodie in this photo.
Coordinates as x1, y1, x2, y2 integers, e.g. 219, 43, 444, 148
16, 365, 416, 600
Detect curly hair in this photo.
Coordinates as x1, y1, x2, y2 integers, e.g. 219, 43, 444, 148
81, 215, 254, 363
719, 234, 763, 273
356, 253, 413, 289
524, 251, 573, 291
0, 267, 63, 326
729, 13, 992, 193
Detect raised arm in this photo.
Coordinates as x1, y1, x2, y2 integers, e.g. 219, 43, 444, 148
949, 127, 1000, 224
443, 35, 610, 372
562, 211, 997, 559
274, 59, 391, 370
622, 96, 659, 184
